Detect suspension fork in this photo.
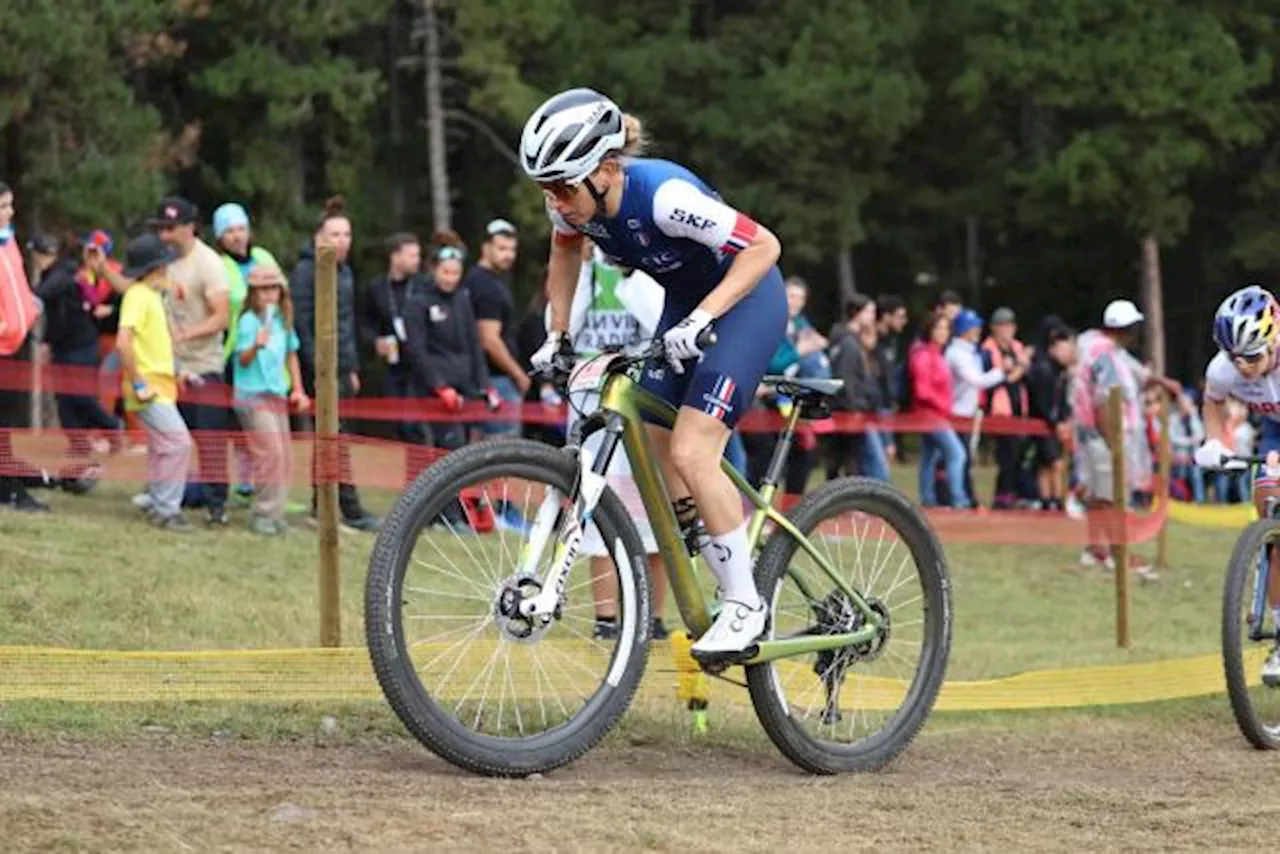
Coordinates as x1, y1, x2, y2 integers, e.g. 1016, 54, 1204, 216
518, 414, 623, 618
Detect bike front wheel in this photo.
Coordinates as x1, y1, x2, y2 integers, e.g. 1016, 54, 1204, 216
746, 477, 951, 773
365, 438, 652, 776
1222, 518, 1280, 750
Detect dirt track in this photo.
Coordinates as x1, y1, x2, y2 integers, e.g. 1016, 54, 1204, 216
1, 718, 1273, 852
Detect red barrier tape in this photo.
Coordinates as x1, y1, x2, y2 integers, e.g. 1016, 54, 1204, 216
0, 362, 1052, 435
2, 427, 1163, 545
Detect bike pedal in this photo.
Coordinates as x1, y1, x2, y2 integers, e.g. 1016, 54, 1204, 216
690, 645, 758, 669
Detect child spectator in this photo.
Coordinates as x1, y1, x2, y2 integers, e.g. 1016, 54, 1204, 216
233, 265, 309, 535
1026, 324, 1075, 510
93, 234, 193, 531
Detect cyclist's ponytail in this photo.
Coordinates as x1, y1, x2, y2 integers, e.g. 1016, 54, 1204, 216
620, 114, 648, 157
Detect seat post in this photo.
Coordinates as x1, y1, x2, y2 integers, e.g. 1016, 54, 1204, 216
759, 403, 805, 491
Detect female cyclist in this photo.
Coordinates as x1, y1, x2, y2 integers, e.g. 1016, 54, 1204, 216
523, 88, 787, 656
1195, 284, 1280, 684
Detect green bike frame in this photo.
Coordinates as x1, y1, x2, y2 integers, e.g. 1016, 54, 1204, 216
593, 368, 884, 665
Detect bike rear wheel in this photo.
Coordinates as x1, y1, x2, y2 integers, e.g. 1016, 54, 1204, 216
1222, 518, 1280, 750
365, 438, 652, 776
746, 477, 951, 773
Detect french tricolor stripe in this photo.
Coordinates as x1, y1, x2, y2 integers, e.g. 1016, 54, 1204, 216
720, 213, 758, 256
706, 375, 737, 420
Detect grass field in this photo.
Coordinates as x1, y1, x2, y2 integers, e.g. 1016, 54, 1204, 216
0, 465, 1271, 851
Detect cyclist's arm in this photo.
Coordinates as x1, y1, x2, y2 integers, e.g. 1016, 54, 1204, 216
652, 179, 780, 319
1202, 352, 1236, 444
546, 213, 583, 335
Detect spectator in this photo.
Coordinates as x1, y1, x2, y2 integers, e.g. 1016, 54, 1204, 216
466, 218, 526, 436
1071, 299, 1178, 576
94, 234, 194, 532
1169, 387, 1206, 503
934, 288, 963, 321
981, 307, 1031, 508
77, 230, 138, 453
909, 310, 970, 508
233, 264, 309, 535
875, 294, 910, 462
28, 234, 121, 489
1220, 398, 1254, 503
212, 203, 282, 504
149, 196, 232, 526
946, 309, 1006, 506
362, 232, 429, 450
0, 180, 46, 511
828, 305, 890, 481
404, 232, 492, 453
1026, 323, 1075, 511
290, 195, 380, 532
774, 276, 830, 379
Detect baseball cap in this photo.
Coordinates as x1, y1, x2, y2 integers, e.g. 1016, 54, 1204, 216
121, 233, 176, 279
991, 307, 1016, 325
485, 218, 517, 237
1103, 299, 1145, 329
25, 234, 59, 256
952, 309, 983, 336
146, 196, 199, 228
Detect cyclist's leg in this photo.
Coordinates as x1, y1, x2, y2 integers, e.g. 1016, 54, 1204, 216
670, 272, 786, 652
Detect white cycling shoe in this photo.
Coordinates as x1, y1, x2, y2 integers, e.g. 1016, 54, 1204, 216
1263, 646, 1280, 688
691, 597, 767, 656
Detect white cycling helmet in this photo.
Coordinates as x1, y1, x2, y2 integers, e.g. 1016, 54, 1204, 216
1213, 284, 1279, 357
520, 88, 626, 184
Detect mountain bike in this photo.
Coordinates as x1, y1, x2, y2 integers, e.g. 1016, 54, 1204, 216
364, 331, 952, 776
1221, 453, 1280, 749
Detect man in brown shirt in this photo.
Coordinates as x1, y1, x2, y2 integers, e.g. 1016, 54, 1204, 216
150, 197, 233, 525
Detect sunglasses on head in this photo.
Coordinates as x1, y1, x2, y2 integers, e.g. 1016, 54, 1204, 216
435, 246, 465, 263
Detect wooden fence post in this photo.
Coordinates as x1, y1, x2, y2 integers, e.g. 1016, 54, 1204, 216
315, 241, 341, 648
1156, 392, 1172, 573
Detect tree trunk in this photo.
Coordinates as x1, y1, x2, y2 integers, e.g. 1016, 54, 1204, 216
387, 6, 406, 224
422, 0, 451, 231
836, 238, 856, 307
1140, 234, 1165, 376
965, 215, 981, 311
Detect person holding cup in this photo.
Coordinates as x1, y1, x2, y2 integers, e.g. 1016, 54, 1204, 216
233, 263, 309, 535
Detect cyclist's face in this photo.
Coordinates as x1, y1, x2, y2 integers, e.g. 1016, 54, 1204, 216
1234, 349, 1271, 380
540, 164, 612, 225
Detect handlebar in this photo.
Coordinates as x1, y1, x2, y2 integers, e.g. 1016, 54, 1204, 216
532, 325, 719, 384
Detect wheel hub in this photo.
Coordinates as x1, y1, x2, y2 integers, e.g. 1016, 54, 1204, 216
493, 575, 559, 644
811, 592, 891, 725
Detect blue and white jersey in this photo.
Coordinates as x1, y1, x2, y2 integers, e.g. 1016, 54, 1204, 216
548, 158, 759, 307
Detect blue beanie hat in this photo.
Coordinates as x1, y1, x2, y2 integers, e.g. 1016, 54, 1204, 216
952, 309, 983, 336
212, 203, 250, 239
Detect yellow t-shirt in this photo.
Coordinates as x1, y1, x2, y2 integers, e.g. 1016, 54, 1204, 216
119, 281, 178, 410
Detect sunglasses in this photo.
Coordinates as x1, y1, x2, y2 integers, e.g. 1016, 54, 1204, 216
538, 180, 581, 202
1233, 351, 1267, 365
435, 247, 466, 262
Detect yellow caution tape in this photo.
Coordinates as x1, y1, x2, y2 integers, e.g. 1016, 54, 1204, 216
1167, 500, 1256, 529
0, 644, 1267, 711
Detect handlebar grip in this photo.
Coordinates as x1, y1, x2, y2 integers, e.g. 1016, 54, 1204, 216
695, 326, 718, 349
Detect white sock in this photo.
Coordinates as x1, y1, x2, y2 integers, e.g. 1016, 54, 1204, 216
700, 522, 758, 606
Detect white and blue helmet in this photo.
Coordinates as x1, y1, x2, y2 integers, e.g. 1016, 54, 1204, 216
519, 88, 626, 184
1213, 285, 1279, 356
